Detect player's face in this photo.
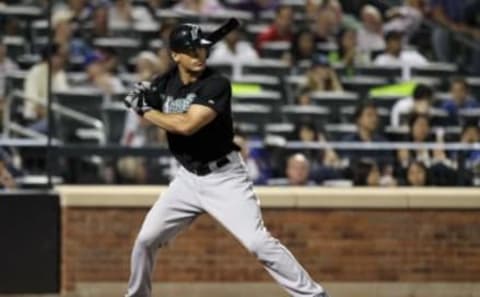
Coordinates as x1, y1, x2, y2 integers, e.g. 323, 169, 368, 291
173, 47, 208, 73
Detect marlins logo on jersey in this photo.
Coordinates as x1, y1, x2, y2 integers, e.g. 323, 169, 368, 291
162, 93, 197, 113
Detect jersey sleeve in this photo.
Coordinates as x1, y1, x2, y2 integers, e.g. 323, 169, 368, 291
193, 76, 231, 114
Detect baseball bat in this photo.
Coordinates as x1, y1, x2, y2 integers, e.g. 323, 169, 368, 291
206, 18, 240, 45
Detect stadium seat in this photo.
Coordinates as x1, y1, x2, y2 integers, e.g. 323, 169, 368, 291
5, 70, 28, 93
339, 105, 390, 127
93, 38, 141, 63
53, 88, 104, 119
102, 102, 127, 144
459, 108, 480, 126
232, 74, 281, 92
232, 89, 282, 112
242, 59, 290, 76
467, 77, 480, 98
3, 36, 26, 60
369, 94, 403, 109
323, 123, 357, 141
260, 41, 290, 59
354, 65, 402, 81
341, 75, 388, 98
232, 103, 272, 133
310, 91, 359, 121
281, 105, 330, 128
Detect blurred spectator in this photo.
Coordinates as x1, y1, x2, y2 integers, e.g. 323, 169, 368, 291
463, 0, 480, 74
96, 47, 127, 75
88, 4, 109, 39
158, 18, 179, 42
118, 110, 169, 183
23, 44, 69, 133
351, 159, 381, 186
441, 77, 479, 125
133, 0, 165, 24
357, 4, 385, 54
156, 47, 173, 75
233, 0, 277, 16
233, 133, 271, 184
256, 5, 294, 51
390, 83, 433, 127
397, 114, 454, 173
405, 160, 429, 186
312, 8, 337, 43
373, 30, 428, 67
341, 102, 391, 164
397, 113, 433, 167
135, 51, 159, 81
289, 29, 316, 66
302, 54, 343, 92
0, 148, 20, 189
306, 0, 352, 33
453, 123, 480, 186
54, 0, 93, 29
0, 159, 16, 189
332, 27, 357, 67
384, 0, 425, 42
0, 38, 18, 112
429, 0, 469, 62
289, 121, 343, 177
330, 27, 369, 70
173, 0, 224, 14
121, 110, 167, 148
108, 0, 132, 29
289, 121, 322, 167
285, 153, 315, 186
209, 28, 259, 64
52, 9, 94, 64
295, 90, 312, 105
85, 53, 125, 94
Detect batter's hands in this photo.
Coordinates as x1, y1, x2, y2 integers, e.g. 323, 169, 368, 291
124, 81, 153, 116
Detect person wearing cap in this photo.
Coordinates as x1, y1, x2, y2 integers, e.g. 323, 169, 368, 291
123, 23, 331, 297
302, 53, 343, 93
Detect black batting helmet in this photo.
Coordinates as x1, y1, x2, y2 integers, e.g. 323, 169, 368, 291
169, 24, 211, 53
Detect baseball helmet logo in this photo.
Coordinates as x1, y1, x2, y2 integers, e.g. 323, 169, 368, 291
169, 24, 211, 53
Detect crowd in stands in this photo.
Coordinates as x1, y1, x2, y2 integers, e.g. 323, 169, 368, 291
0, 0, 479, 188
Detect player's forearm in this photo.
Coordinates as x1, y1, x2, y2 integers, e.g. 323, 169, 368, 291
143, 110, 196, 135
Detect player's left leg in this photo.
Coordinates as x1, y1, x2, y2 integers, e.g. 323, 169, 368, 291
200, 152, 329, 297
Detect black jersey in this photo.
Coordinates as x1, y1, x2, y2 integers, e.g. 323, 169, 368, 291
147, 67, 238, 168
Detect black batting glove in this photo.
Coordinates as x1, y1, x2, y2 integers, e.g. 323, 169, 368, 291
124, 82, 153, 116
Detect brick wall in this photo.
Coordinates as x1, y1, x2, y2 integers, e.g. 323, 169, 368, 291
61, 208, 480, 292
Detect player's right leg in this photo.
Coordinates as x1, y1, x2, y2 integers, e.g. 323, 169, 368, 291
202, 153, 329, 297
126, 167, 203, 297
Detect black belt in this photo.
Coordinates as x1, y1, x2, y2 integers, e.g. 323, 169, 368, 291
185, 155, 230, 176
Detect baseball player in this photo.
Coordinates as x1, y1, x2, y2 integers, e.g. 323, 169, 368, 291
123, 23, 330, 297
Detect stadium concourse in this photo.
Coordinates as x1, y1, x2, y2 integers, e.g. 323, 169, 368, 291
0, 0, 479, 188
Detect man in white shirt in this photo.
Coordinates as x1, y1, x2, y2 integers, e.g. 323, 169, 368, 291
23, 44, 69, 132
0, 39, 18, 107
373, 30, 428, 66
390, 83, 433, 127
357, 5, 386, 54
209, 28, 259, 64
